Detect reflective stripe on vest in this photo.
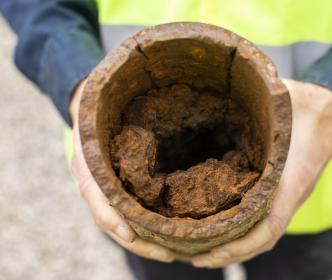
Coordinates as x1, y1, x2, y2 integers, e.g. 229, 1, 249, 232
74, 0, 332, 234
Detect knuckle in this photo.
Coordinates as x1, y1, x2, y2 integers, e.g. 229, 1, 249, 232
265, 241, 276, 252
79, 183, 89, 198
268, 215, 285, 236
79, 176, 94, 198
95, 212, 112, 231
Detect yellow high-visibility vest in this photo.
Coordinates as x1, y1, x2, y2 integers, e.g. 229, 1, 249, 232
67, 0, 332, 234
97, 0, 332, 45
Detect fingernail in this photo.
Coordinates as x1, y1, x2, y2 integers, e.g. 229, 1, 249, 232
192, 259, 209, 267
150, 249, 171, 262
114, 225, 133, 242
212, 250, 230, 259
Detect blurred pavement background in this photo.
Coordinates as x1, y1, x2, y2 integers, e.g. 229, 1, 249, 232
0, 16, 134, 280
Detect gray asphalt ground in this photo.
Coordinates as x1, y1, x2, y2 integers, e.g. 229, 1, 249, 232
0, 17, 134, 280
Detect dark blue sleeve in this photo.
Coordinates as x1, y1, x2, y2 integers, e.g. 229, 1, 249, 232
300, 48, 332, 92
0, 0, 105, 124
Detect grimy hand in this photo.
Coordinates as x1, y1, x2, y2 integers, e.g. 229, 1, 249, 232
192, 79, 332, 268
69, 79, 175, 263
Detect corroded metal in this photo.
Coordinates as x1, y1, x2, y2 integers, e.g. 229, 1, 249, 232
79, 22, 292, 256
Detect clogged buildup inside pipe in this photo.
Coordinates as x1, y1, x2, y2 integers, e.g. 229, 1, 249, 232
110, 84, 262, 219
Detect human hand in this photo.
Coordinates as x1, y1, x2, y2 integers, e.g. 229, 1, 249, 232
192, 79, 332, 268
69, 79, 175, 263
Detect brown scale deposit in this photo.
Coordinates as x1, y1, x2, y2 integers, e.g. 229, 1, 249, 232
110, 84, 261, 219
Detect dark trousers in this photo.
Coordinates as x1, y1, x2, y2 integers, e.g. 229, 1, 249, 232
124, 230, 332, 280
